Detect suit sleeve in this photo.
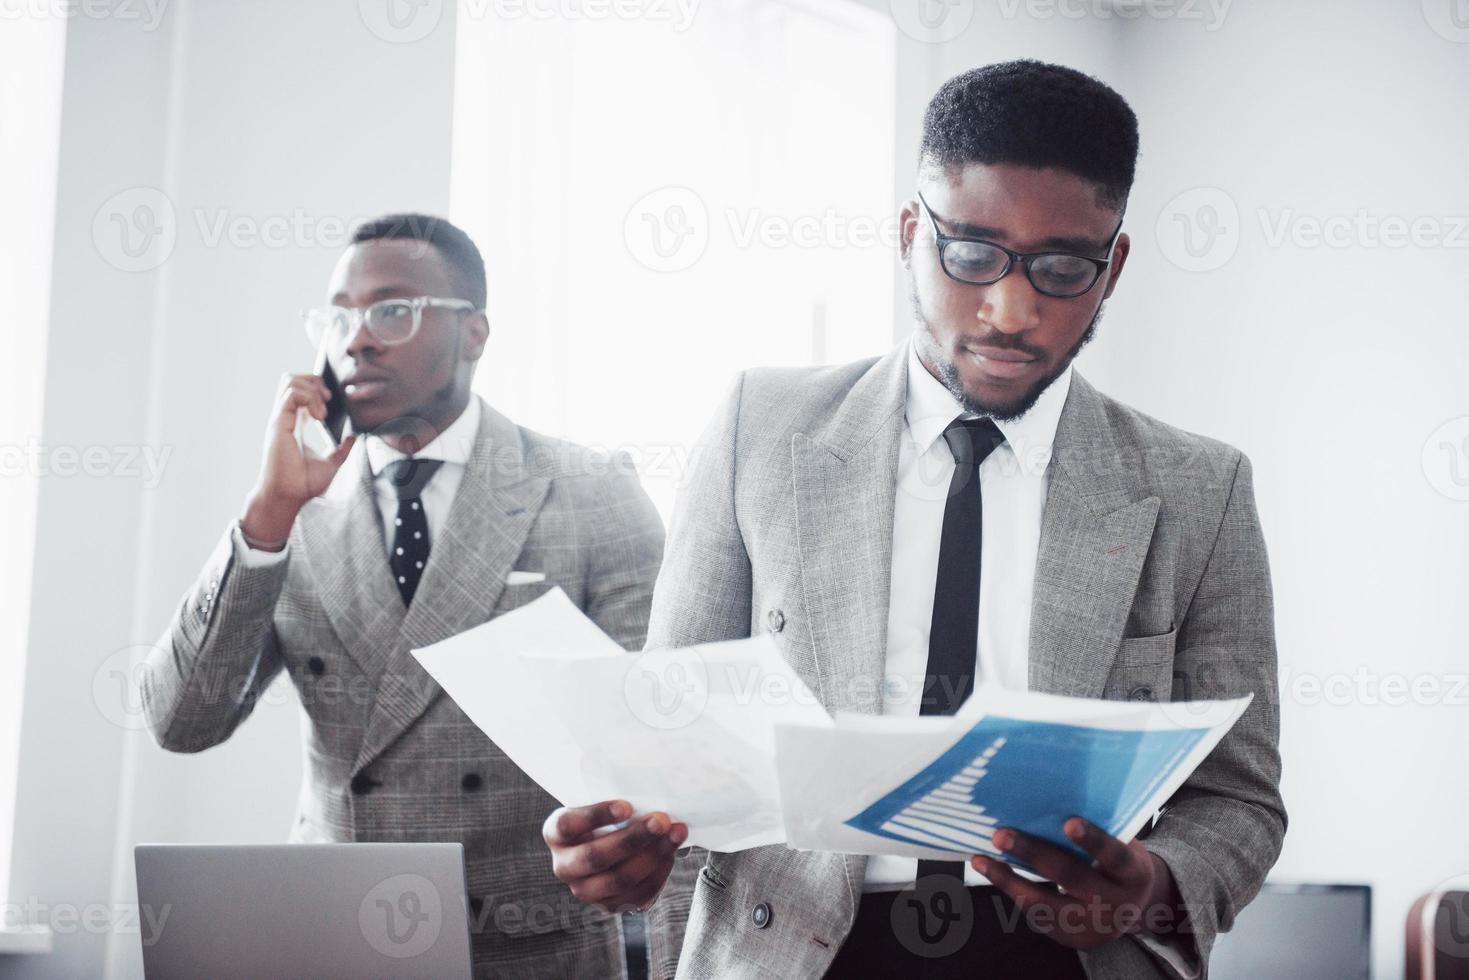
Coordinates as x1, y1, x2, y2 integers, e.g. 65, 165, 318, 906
642, 372, 753, 980
138, 523, 289, 752
581, 453, 667, 653
1137, 451, 1287, 974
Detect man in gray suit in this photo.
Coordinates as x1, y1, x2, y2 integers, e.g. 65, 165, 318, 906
141, 214, 667, 978
546, 62, 1285, 979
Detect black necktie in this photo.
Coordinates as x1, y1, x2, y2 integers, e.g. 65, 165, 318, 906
917, 416, 1006, 883
382, 458, 443, 607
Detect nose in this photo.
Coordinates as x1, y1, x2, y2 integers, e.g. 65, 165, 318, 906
343, 313, 385, 360
977, 265, 1042, 335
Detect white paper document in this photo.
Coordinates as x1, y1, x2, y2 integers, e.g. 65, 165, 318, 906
411, 588, 830, 851
775, 686, 1251, 871
414, 589, 1249, 865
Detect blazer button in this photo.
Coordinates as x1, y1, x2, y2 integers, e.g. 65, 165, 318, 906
350, 773, 380, 796
751, 902, 772, 929
1128, 686, 1156, 702
766, 609, 785, 634
307, 656, 326, 676
461, 773, 483, 791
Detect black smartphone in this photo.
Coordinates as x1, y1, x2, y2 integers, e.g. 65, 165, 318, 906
312, 341, 350, 446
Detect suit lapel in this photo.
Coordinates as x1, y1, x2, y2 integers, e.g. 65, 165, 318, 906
300, 446, 406, 684
791, 347, 907, 716
351, 399, 552, 774
1028, 373, 1160, 698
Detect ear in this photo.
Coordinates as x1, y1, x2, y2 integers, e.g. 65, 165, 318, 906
462, 310, 490, 361
899, 198, 922, 266
1100, 232, 1130, 300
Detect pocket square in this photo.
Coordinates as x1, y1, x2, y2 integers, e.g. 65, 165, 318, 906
505, 570, 546, 585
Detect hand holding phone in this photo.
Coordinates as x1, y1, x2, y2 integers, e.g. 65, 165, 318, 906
239, 343, 357, 549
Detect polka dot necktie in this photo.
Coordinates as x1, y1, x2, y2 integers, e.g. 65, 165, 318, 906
382, 457, 443, 607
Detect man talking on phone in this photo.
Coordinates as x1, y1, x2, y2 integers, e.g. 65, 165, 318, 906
140, 214, 668, 978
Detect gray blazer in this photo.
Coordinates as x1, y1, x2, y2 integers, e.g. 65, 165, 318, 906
644, 345, 1286, 980
142, 398, 668, 979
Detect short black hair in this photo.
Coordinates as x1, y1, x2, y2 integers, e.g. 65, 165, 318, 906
349, 213, 487, 309
919, 60, 1139, 213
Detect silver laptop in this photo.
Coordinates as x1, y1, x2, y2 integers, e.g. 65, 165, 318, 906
135, 843, 473, 980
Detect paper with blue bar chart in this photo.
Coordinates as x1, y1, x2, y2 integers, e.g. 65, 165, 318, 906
775, 687, 1250, 874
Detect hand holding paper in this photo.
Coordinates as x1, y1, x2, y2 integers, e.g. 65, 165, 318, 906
412, 589, 1251, 885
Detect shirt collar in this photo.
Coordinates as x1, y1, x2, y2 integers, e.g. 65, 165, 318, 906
904, 335, 1072, 466
365, 395, 481, 477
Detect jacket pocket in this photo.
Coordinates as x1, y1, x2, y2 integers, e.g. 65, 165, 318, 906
1114, 626, 1178, 667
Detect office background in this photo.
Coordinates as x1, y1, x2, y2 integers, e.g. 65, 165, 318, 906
1, 1, 1465, 977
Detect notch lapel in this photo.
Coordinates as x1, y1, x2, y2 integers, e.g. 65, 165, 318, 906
351, 400, 552, 774
1027, 374, 1160, 698
791, 347, 907, 716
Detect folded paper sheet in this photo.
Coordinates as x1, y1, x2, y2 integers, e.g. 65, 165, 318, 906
411, 588, 831, 851
414, 589, 1249, 864
775, 687, 1251, 870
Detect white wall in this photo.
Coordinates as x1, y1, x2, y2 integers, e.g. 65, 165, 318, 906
1094, 5, 1469, 978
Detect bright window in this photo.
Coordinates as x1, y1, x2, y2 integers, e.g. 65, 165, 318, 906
452, 0, 897, 521
0, 15, 67, 903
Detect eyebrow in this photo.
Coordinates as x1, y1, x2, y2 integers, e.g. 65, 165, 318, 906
329, 284, 420, 305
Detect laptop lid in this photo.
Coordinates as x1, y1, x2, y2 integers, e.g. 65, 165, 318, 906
135, 843, 473, 980
1210, 882, 1372, 980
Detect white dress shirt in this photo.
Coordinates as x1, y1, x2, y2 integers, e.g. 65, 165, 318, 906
235, 397, 480, 565
362, 396, 480, 553
864, 338, 1072, 891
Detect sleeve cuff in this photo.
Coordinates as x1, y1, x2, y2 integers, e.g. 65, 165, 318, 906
232, 522, 290, 567
1134, 930, 1202, 979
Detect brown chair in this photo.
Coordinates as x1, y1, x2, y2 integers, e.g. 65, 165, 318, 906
1407, 887, 1469, 979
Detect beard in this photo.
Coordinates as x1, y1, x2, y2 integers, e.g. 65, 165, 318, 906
907, 274, 1105, 422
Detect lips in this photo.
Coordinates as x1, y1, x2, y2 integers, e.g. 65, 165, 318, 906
341, 374, 391, 399
962, 344, 1040, 381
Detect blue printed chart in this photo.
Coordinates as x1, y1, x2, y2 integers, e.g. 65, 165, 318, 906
844, 718, 1205, 864
775, 688, 1252, 868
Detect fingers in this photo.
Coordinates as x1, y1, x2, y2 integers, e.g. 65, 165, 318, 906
328, 434, 357, 467
991, 828, 1102, 901
542, 800, 632, 848
972, 855, 1065, 911
546, 807, 687, 913
1063, 817, 1140, 883
568, 833, 681, 909
551, 812, 673, 882
273, 374, 332, 435
620, 852, 677, 911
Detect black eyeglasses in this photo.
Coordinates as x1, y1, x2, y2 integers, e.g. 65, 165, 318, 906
916, 190, 1124, 299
